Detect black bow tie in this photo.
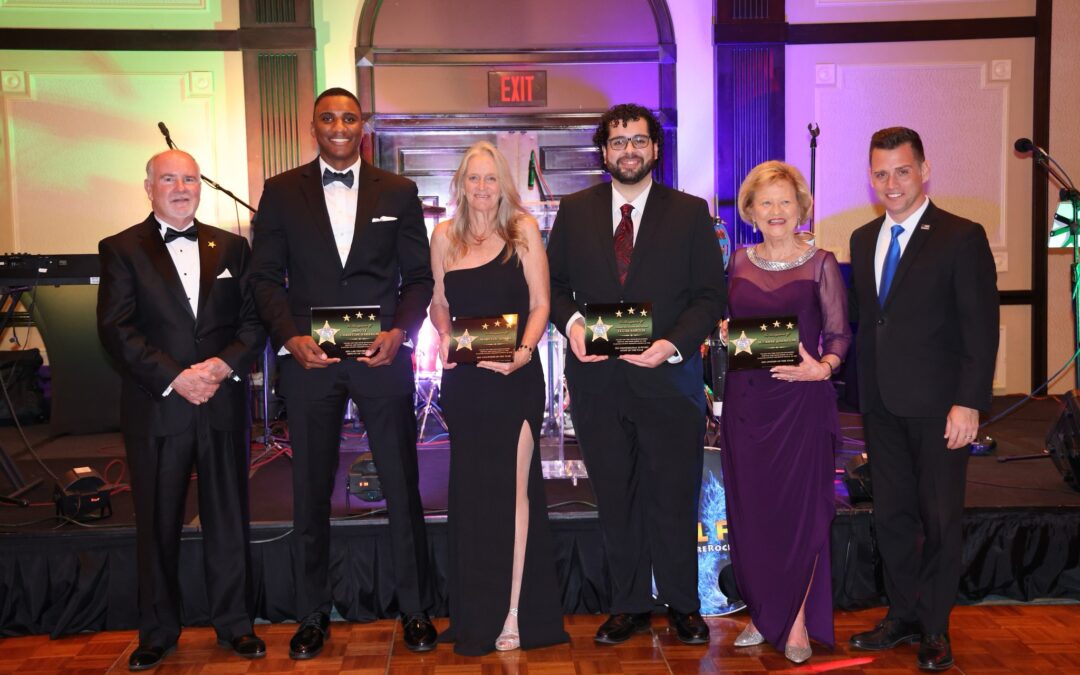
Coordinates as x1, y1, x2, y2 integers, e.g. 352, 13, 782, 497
322, 168, 354, 188
163, 227, 197, 243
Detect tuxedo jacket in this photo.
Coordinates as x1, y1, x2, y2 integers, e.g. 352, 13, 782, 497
250, 159, 432, 396
97, 215, 265, 437
548, 181, 727, 398
849, 201, 999, 418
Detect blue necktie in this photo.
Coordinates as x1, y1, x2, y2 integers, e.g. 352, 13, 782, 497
878, 224, 904, 305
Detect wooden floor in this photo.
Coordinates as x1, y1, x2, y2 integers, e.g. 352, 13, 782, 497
3, 605, 1079, 674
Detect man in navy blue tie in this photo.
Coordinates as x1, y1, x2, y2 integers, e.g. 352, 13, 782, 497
847, 128, 999, 672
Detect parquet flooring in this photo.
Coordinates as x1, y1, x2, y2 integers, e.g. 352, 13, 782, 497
1, 605, 1078, 674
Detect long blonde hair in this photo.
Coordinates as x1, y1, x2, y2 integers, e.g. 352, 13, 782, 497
446, 141, 530, 265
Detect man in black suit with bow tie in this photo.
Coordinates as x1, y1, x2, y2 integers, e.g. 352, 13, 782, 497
98, 149, 266, 670
848, 127, 999, 672
250, 88, 436, 658
548, 103, 726, 646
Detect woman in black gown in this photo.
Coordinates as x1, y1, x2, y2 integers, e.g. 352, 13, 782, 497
429, 141, 568, 655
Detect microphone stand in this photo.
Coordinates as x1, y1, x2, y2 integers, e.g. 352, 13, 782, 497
807, 123, 820, 233
1030, 145, 1080, 390
156, 123, 286, 458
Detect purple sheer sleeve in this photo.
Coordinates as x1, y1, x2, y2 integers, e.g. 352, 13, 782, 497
817, 251, 852, 361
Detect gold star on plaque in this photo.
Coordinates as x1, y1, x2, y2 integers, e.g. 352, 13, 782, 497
207, 241, 216, 248
628, 307, 636, 315
590, 317, 610, 341
456, 330, 475, 350
482, 323, 489, 330
368, 314, 376, 321
786, 322, 795, 330
315, 320, 339, 345
733, 330, 756, 356
355, 311, 364, 319
760, 323, 768, 331
343, 314, 350, 321
615, 310, 623, 318
640, 309, 647, 317
773, 320, 781, 328
494, 320, 502, 327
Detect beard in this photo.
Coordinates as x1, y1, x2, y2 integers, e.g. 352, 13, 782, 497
606, 153, 655, 185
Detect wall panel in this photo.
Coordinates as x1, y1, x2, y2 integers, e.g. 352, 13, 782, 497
786, 0, 1035, 24
0, 50, 250, 253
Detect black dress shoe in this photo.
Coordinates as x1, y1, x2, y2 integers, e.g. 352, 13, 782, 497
218, 633, 266, 659
850, 618, 921, 651
667, 608, 710, 645
401, 613, 437, 652
595, 612, 652, 644
289, 612, 331, 660
917, 633, 954, 671
128, 644, 175, 671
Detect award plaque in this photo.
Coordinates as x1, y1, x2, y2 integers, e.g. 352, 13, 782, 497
584, 302, 653, 356
727, 315, 800, 371
311, 305, 381, 359
447, 314, 519, 364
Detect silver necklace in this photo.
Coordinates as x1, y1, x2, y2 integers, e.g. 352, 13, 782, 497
746, 245, 817, 271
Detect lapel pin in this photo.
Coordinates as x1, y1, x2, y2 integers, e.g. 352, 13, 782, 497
207, 240, 216, 248
920, 224, 930, 230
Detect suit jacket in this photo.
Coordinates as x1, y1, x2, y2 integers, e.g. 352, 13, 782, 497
249, 159, 433, 396
548, 181, 727, 398
849, 200, 999, 418
97, 215, 266, 437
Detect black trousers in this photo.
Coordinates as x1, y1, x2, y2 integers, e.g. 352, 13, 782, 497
125, 413, 253, 648
863, 407, 969, 635
281, 358, 431, 619
568, 368, 705, 615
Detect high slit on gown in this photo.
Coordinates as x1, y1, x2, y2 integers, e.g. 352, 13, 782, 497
438, 246, 569, 656
720, 246, 851, 650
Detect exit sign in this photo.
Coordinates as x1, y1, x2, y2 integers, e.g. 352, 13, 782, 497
488, 70, 547, 107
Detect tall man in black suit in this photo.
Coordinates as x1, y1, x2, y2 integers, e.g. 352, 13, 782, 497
848, 128, 999, 672
548, 103, 726, 646
98, 149, 267, 671
250, 88, 436, 658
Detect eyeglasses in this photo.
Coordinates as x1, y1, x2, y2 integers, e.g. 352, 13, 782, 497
607, 135, 652, 151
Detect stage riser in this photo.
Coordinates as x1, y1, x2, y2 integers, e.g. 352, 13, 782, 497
2, 510, 1079, 637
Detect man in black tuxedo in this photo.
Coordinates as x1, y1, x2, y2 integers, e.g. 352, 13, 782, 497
97, 149, 266, 671
548, 103, 726, 645
250, 88, 436, 658
848, 127, 999, 672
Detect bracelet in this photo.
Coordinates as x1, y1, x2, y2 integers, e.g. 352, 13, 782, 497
517, 344, 533, 353
821, 360, 834, 379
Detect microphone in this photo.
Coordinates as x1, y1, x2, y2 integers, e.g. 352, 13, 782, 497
1015, 136, 1076, 190
157, 122, 175, 149
1014, 137, 1035, 154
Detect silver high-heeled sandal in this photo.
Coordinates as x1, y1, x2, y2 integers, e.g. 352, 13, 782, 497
495, 608, 520, 652
734, 622, 764, 647
784, 626, 812, 664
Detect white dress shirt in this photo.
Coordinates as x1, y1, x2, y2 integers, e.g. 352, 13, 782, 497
319, 156, 362, 266
874, 196, 929, 294
157, 217, 200, 319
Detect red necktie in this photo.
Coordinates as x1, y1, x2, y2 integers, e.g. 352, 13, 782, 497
614, 203, 634, 285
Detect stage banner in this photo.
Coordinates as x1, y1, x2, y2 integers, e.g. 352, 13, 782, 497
697, 446, 744, 616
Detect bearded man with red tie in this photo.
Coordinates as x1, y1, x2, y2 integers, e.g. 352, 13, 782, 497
547, 103, 727, 646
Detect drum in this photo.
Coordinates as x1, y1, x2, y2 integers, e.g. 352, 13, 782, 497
698, 445, 744, 616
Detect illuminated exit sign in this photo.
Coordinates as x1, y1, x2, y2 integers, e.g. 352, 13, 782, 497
488, 70, 547, 107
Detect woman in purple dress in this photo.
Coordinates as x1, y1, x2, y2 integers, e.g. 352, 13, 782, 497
720, 161, 851, 664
